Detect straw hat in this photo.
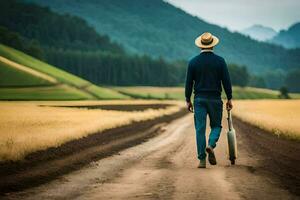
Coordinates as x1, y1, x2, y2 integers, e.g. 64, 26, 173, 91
195, 32, 219, 48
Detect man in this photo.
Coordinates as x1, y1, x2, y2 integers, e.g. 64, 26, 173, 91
185, 32, 233, 168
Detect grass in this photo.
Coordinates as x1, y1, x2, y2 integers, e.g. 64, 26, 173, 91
114, 87, 184, 100
225, 87, 279, 99
114, 86, 300, 100
233, 100, 300, 140
0, 61, 52, 87
0, 85, 94, 100
0, 44, 89, 88
0, 44, 129, 100
0, 101, 183, 161
85, 85, 130, 100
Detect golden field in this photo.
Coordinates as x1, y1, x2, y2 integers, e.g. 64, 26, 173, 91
0, 100, 184, 161
233, 100, 300, 140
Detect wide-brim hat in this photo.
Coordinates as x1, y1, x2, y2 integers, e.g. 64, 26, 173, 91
195, 32, 219, 48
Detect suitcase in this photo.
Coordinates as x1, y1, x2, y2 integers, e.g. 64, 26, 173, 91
227, 110, 237, 165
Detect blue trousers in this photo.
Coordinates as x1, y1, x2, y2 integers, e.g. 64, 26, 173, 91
193, 98, 223, 160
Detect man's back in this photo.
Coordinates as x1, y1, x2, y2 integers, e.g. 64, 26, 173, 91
185, 32, 233, 168
185, 51, 232, 101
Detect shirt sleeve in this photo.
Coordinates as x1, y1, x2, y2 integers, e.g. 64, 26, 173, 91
221, 59, 233, 100
185, 62, 194, 102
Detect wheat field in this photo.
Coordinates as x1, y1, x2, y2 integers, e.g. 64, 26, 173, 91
233, 100, 300, 140
0, 101, 184, 161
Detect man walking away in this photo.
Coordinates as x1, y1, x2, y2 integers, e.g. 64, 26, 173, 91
185, 32, 233, 168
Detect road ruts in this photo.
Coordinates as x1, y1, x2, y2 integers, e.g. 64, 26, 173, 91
2, 115, 298, 200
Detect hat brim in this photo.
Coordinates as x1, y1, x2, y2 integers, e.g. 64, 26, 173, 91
195, 35, 219, 48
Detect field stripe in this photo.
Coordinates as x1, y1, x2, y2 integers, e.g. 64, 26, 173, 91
0, 56, 58, 84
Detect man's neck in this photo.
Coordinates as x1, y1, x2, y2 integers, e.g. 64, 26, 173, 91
201, 49, 214, 53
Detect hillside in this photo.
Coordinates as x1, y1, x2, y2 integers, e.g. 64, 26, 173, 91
26, 0, 300, 73
241, 25, 277, 41
0, 44, 128, 100
0, 0, 185, 87
270, 22, 300, 49
0, 58, 52, 87
0, 1, 123, 56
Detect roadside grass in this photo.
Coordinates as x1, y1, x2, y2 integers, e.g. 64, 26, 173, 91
0, 101, 184, 161
0, 61, 52, 87
114, 86, 300, 100
0, 85, 94, 100
233, 100, 300, 140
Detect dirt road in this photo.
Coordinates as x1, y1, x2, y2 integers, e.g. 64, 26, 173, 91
2, 114, 299, 200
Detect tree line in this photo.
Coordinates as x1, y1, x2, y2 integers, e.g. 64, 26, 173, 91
45, 48, 185, 86
228, 64, 300, 93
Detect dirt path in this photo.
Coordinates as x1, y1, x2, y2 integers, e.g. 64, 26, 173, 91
2, 115, 299, 200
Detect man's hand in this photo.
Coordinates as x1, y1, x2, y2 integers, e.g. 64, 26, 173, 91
226, 99, 233, 111
187, 101, 193, 113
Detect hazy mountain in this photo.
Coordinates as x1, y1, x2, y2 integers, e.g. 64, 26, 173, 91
270, 22, 300, 49
25, 0, 300, 73
241, 24, 277, 41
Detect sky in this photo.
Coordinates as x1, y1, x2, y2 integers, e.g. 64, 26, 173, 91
165, 0, 300, 31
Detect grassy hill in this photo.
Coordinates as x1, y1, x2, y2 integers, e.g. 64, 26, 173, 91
0, 60, 51, 87
26, 0, 300, 74
0, 0, 184, 87
0, 44, 129, 100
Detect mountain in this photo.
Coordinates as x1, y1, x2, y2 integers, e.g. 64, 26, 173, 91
25, 0, 300, 73
0, 44, 128, 100
241, 24, 277, 41
0, 0, 124, 56
270, 22, 300, 49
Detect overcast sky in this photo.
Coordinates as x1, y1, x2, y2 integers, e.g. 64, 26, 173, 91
165, 0, 300, 31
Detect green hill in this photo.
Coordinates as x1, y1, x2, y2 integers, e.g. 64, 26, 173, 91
0, 44, 129, 100
270, 22, 300, 49
0, 1, 123, 57
0, 0, 184, 87
26, 0, 300, 73
0, 60, 51, 87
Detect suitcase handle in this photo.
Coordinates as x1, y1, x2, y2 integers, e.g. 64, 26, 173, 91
227, 110, 234, 131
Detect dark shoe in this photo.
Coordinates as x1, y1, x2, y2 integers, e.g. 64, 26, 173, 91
206, 146, 217, 165
198, 159, 206, 168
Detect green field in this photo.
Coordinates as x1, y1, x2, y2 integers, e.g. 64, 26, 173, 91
0, 61, 51, 87
0, 44, 88, 88
0, 44, 128, 100
114, 87, 184, 100
114, 86, 300, 100
85, 85, 129, 99
0, 85, 94, 100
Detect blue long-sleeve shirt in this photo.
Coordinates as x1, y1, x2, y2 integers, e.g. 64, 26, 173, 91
185, 52, 232, 102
